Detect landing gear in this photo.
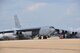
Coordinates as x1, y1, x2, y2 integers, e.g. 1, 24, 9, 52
59, 35, 65, 39
38, 36, 47, 39
43, 36, 47, 39
47, 36, 51, 38
38, 36, 41, 39
0, 39, 3, 41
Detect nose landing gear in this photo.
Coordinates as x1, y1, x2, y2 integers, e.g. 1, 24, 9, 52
38, 36, 47, 39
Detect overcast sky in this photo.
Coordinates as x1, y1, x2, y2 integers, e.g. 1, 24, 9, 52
0, 0, 80, 30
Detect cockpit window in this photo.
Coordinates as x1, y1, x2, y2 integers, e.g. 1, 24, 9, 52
49, 26, 54, 28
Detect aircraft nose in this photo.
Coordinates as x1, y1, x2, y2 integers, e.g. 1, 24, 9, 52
50, 29, 58, 35
51, 28, 55, 31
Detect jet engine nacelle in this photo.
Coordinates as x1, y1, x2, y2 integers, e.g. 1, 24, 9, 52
0, 34, 4, 40
0, 33, 17, 40
22, 31, 32, 39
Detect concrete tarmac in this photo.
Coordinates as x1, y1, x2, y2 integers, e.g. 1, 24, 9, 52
0, 38, 80, 53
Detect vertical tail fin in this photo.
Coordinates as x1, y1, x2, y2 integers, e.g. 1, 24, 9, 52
14, 15, 21, 28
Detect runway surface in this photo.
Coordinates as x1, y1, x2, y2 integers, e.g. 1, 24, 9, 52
0, 38, 80, 53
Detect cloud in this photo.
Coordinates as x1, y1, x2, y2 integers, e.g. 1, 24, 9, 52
26, 0, 79, 4
27, 3, 47, 11
66, 3, 78, 16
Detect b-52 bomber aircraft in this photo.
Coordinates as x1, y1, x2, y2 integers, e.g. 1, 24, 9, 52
0, 15, 55, 40
0, 15, 80, 41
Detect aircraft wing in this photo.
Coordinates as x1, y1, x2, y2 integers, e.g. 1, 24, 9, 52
55, 28, 77, 34
54, 28, 80, 38
0, 27, 40, 34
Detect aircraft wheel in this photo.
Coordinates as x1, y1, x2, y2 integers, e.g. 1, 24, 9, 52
38, 36, 41, 39
48, 36, 50, 38
43, 36, 47, 39
0, 39, 3, 41
59, 35, 64, 39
